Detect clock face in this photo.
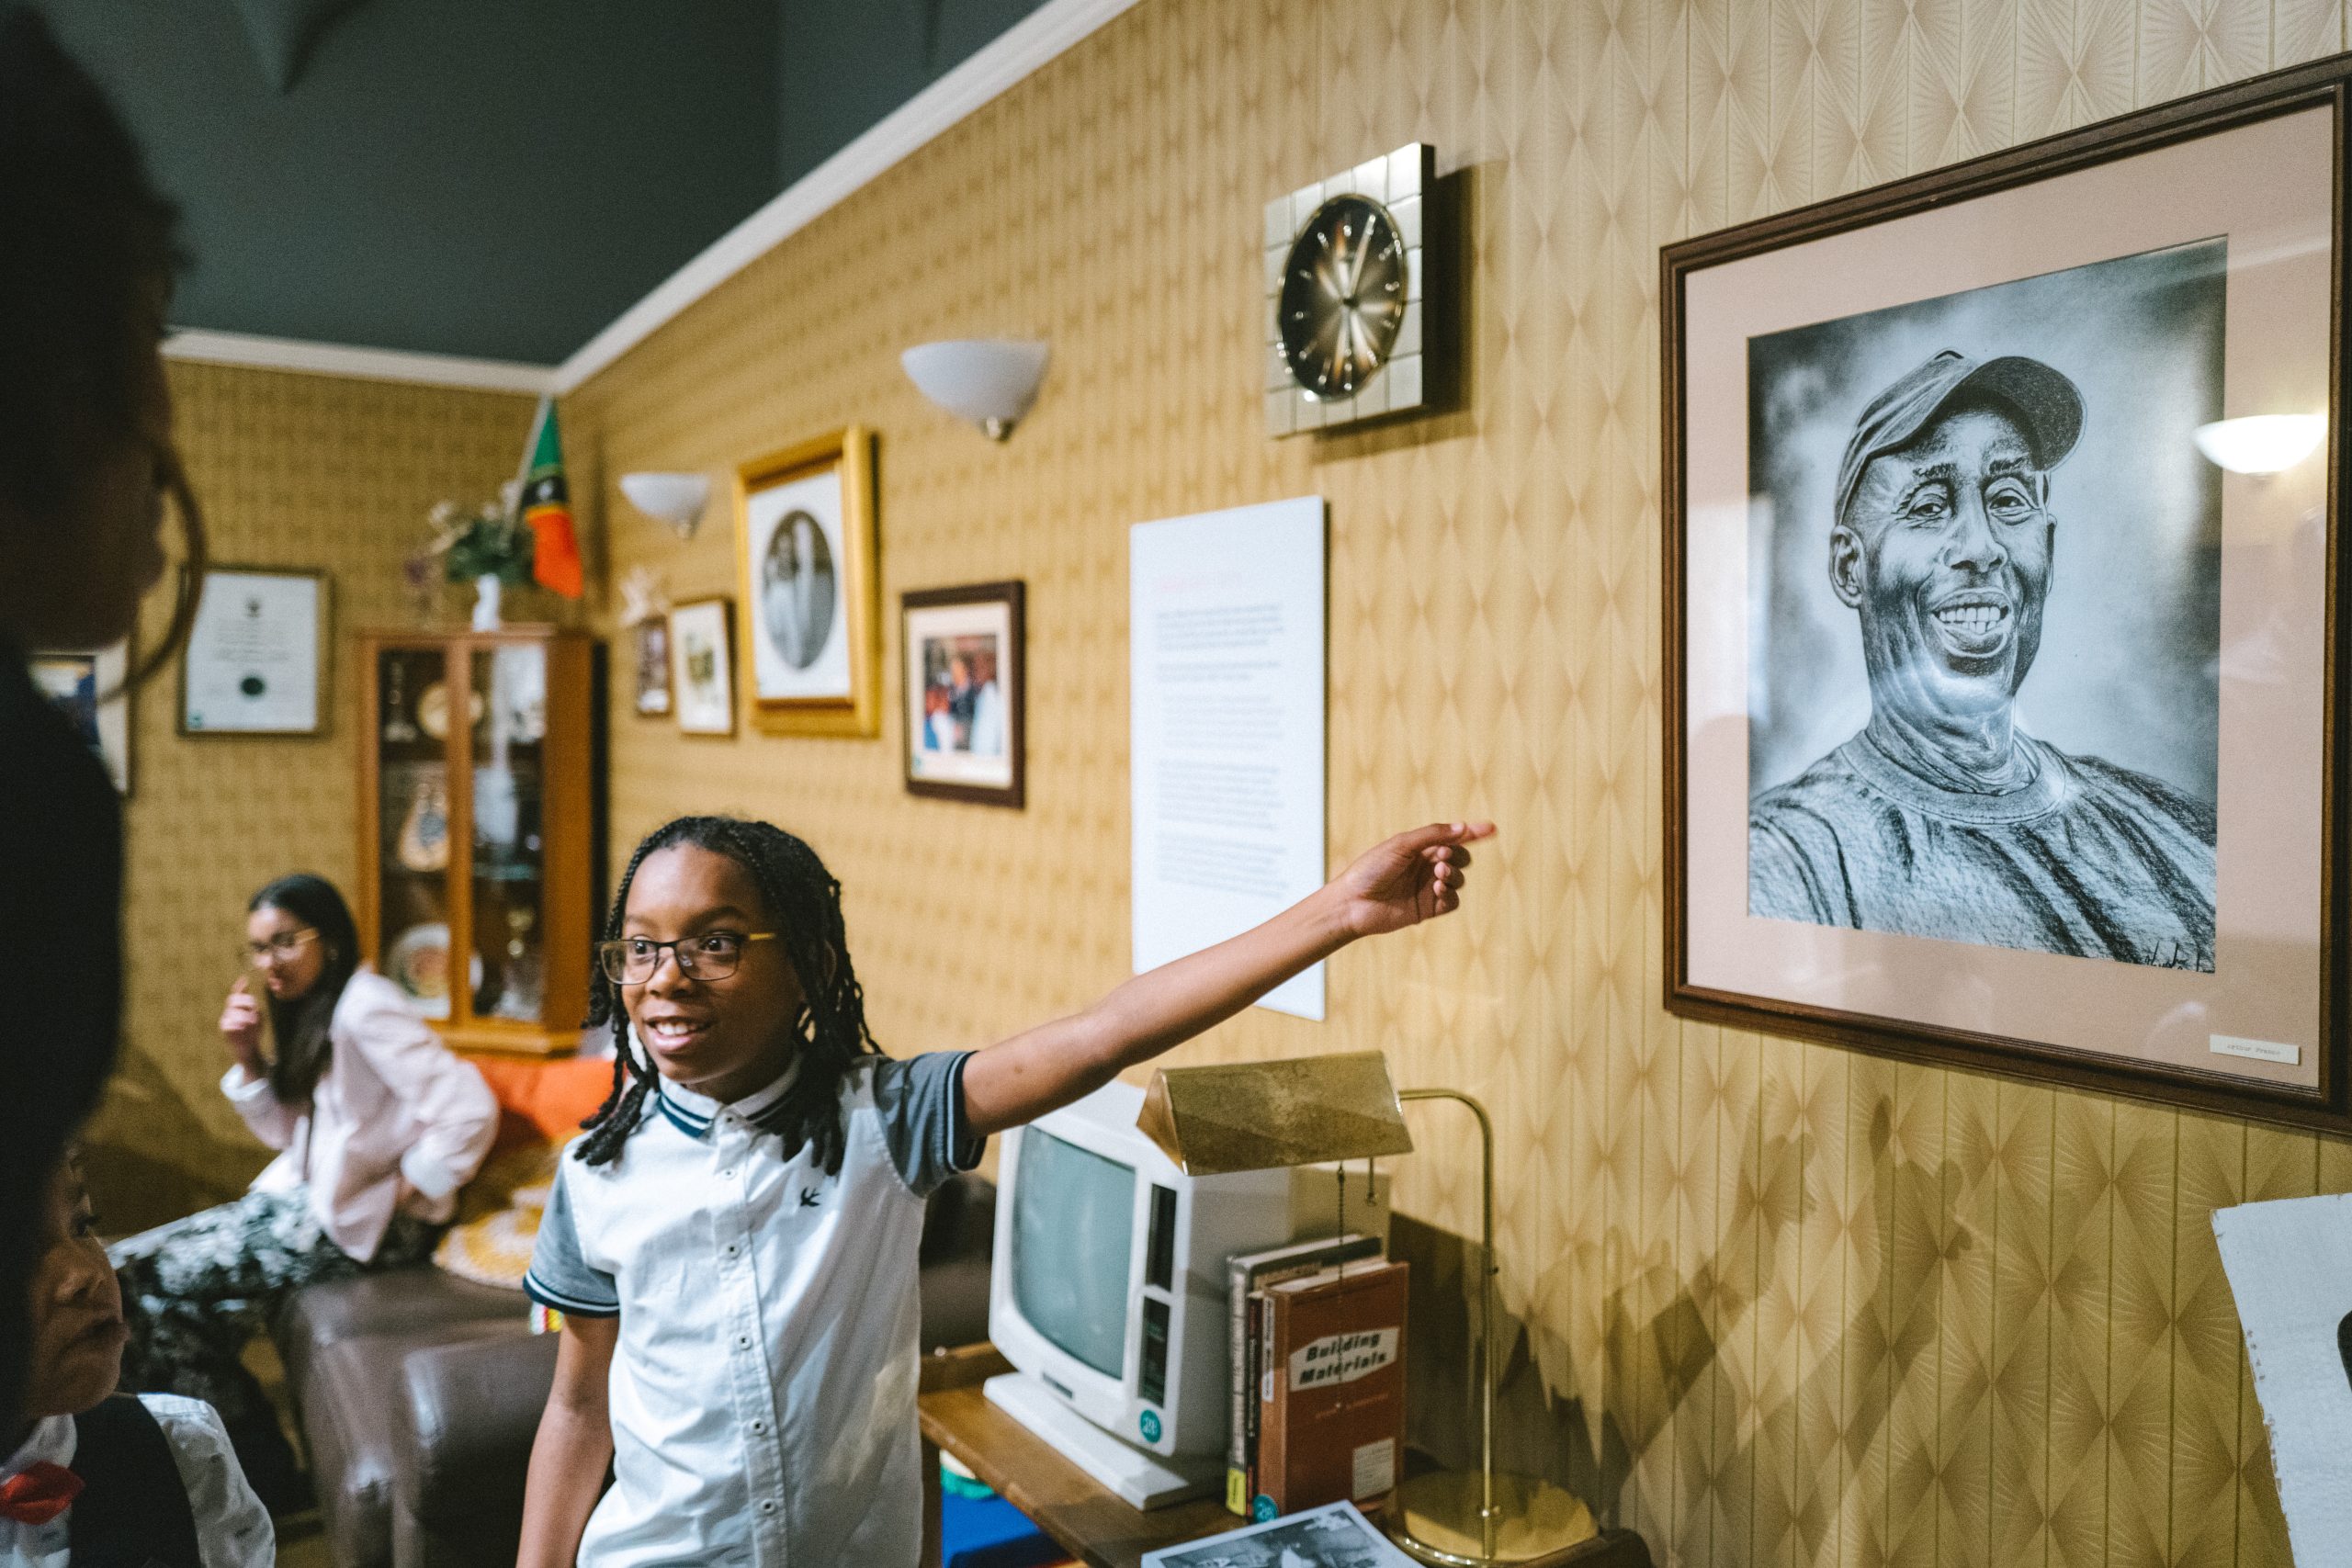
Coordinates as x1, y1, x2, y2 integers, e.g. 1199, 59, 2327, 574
1278, 194, 1409, 400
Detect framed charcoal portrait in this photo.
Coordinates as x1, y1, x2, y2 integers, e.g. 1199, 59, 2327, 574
901, 581, 1024, 807
733, 428, 880, 738
1663, 62, 2352, 1129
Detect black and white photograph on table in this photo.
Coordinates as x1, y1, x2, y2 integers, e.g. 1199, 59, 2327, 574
1745, 242, 2224, 972
733, 428, 880, 736
1139, 1501, 1417, 1568
1664, 71, 2352, 1126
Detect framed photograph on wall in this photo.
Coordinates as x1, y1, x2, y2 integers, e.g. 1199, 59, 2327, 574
733, 427, 879, 737
29, 641, 130, 794
901, 581, 1023, 807
631, 616, 672, 716
667, 598, 736, 737
1662, 62, 2352, 1130
179, 565, 328, 735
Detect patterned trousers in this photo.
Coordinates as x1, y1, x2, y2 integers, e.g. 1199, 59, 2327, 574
108, 1188, 439, 1483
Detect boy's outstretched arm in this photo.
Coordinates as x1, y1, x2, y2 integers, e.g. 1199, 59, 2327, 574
960, 820, 1494, 1138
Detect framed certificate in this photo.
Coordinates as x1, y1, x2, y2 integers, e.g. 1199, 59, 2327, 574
179, 566, 329, 736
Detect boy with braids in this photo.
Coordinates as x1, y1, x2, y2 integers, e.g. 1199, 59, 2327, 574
517, 812, 1493, 1568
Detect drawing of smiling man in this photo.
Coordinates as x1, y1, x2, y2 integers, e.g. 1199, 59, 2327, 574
1748, 348, 2218, 970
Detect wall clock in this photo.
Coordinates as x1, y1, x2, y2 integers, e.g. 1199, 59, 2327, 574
1264, 143, 1434, 435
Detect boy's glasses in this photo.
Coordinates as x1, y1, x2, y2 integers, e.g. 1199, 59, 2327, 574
596, 931, 776, 985
246, 929, 320, 964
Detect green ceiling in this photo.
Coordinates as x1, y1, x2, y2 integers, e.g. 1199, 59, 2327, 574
35, 0, 1049, 366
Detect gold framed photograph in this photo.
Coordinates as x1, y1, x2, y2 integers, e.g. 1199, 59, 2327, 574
733, 427, 879, 737
667, 598, 736, 737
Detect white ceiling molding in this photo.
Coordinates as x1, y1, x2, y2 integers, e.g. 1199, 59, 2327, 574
164, 328, 556, 395
551, 0, 1142, 395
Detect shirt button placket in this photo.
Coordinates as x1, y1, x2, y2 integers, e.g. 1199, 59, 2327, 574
718, 1116, 786, 1564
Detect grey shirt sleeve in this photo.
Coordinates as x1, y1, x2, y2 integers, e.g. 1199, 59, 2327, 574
870, 1051, 986, 1198
522, 1162, 620, 1317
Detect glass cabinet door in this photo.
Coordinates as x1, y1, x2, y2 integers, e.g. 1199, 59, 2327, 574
469, 642, 548, 1024
376, 647, 456, 1020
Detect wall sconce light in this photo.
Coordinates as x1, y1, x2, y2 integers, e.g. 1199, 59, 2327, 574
901, 339, 1049, 440
618, 472, 711, 539
2193, 414, 2327, 476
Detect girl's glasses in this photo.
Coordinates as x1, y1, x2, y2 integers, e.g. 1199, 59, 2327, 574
596, 931, 775, 985
246, 928, 320, 964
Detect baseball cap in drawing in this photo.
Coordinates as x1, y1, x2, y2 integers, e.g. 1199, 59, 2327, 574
1833, 349, 2086, 525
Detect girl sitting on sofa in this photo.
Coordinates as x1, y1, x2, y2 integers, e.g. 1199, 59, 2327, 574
2, 1155, 271, 1568
109, 874, 499, 1508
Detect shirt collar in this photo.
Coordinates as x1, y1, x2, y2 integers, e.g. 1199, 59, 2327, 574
654, 1061, 800, 1140
2, 1415, 74, 1480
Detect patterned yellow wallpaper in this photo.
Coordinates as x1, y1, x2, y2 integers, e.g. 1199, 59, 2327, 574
85, 361, 537, 1232
565, 1, 2351, 1562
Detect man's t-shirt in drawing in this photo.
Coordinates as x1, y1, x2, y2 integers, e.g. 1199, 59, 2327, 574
1748, 729, 2217, 971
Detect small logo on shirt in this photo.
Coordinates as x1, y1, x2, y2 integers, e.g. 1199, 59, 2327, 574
798, 1187, 822, 1208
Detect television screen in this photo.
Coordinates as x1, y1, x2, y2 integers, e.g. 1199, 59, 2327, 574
1012, 1129, 1136, 1378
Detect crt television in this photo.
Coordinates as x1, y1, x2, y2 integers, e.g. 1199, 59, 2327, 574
986, 1079, 1389, 1507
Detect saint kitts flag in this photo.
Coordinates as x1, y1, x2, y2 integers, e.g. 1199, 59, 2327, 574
515, 396, 583, 597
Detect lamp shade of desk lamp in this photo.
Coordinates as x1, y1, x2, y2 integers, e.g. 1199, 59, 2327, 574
1137, 1054, 1596, 1566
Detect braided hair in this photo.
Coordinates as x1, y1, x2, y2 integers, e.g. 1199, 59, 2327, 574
573, 817, 880, 1170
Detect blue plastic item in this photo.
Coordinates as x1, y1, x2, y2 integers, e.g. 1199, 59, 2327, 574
940, 1484, 1067, 1568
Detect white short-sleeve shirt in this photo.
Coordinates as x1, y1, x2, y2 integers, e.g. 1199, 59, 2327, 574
525, 1052, 981, 1568
0, 1393, 274, 1568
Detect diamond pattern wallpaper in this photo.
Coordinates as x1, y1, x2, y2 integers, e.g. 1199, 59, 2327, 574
85, 362, 537, 1232
559, 1, 2352, 1562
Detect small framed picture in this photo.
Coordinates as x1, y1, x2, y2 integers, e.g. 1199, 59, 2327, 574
667, 599, 736, 737
179, 565, 328, 736
631, 616, 672, 716
29, 641, 130, 794
733, 427, 880, 737
901, 581, 1024, 807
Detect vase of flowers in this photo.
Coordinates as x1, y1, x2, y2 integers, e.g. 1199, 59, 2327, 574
416, 495, 534, 629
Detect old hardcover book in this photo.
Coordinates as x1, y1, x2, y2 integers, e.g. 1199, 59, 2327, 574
1224, 1233, 1383, 1515
1256, 1258, 1409, 1517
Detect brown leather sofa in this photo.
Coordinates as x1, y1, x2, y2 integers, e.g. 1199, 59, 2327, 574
275, 1173, 997, 1568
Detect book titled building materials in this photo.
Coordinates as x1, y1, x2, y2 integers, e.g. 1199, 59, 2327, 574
1224, 1233, 1383, 1515
1255, 1258, 1409, 1519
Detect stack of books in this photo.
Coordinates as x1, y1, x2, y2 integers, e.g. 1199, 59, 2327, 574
1223, 1235, 1408, 1521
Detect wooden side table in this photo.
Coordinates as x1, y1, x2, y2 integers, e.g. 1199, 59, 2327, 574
914, 1345, 1651, 1568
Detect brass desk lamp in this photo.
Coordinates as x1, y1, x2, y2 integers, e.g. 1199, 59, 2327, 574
1137, 1053, 1595, 1566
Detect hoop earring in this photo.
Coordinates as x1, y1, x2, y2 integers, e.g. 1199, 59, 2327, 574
107, 443, 207, 701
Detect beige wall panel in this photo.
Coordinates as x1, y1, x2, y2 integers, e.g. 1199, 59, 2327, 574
560, 0, 2352, 1560
88, 362, 537, 1227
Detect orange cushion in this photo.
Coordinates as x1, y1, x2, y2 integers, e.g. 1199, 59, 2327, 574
472, 1055, 618, 1153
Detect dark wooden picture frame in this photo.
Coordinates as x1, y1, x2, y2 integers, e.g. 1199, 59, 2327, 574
1661, 59, 2352, 1132
900, 581, 1024, 808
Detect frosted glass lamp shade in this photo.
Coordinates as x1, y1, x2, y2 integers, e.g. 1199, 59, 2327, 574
2192, 415, 2327, 475
901, 339, 1049, 440
618, 471, 711, 538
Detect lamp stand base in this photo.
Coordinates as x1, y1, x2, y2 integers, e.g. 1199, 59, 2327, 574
1385, 1470, 1599, 1566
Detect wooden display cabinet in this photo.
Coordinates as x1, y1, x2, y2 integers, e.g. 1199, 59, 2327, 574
357, 627, 595, 1055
